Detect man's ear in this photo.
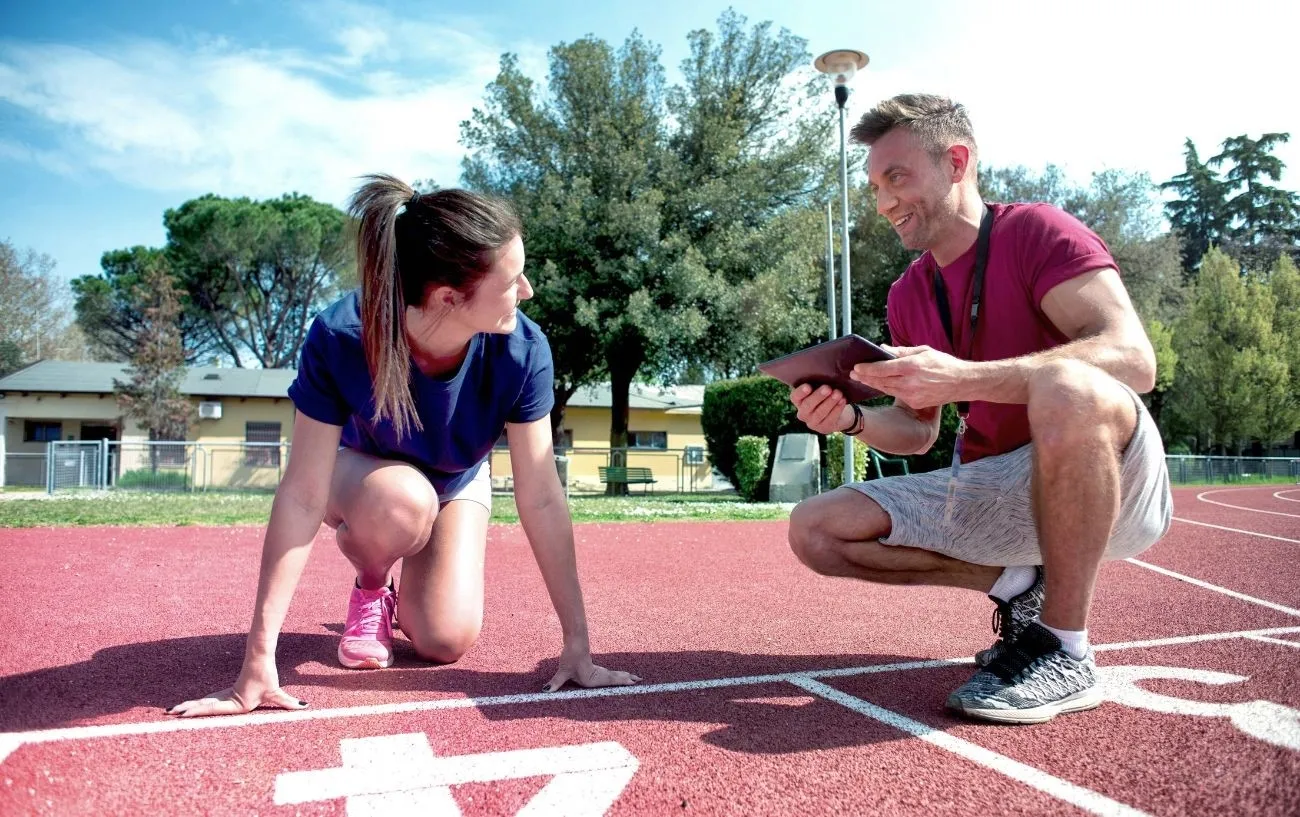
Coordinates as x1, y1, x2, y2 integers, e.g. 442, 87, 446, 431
947, 144, 973, 184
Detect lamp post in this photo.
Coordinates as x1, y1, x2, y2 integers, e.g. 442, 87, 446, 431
815, 47, 868, 485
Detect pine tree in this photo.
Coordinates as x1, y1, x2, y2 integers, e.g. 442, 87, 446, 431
113, 257, 195, 471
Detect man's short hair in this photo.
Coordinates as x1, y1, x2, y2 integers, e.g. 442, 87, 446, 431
850, 93, 977, 161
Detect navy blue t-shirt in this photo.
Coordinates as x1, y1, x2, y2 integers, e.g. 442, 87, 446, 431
287, 290, 555, 496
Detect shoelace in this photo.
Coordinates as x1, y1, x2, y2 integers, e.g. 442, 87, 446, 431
346, 593, 389, 637
986, 626, 1059, 682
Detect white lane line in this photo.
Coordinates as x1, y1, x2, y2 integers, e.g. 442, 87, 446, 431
1245, 634, 1300, 649
1196, 489, 1300, 519
789, 677, 1147, 817
1126, 559, 1300, 617
1275, 490, 1300, 503
1172, 517, 1300, 544
4, 626, 1300, 763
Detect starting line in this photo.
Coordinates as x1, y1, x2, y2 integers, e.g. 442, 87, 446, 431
3, 624, 1299, 768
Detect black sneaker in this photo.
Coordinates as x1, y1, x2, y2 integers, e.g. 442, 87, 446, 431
947, 621, 1101, 724
975, 566, 1045, 667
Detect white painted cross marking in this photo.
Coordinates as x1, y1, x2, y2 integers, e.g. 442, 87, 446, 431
1100, 666, 1300, 752
274, 733, 638, 816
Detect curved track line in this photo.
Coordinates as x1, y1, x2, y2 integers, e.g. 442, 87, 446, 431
1196, 488, 1300, 518
1275, 489, 1300, 503
1172, 517, 1300, 544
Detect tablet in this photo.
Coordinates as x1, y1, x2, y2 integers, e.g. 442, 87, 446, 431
757, 334, 896, 403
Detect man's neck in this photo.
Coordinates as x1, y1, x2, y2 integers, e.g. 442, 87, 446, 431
929, 194, 986, 268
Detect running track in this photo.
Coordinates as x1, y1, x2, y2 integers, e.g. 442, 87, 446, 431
1, 485, 1297, 815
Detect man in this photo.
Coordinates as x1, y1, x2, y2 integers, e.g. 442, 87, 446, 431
788, 93, 1173, 724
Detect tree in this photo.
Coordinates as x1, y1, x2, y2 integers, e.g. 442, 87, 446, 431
74, 194, 353, 368
1262, 254, 1300, 449
847, 186, 918, 340
164, 193, 353, 367
462, 11, 833, 485
1160, 139, 1231, 273
72, 246, 210, 362
113, 257, 195, 469
0, 239, 88, 375
1168, 249, 1288, 453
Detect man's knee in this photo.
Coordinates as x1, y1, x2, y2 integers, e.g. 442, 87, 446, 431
788, 489, 890, 576
1028, 360, 1134, 452
789, 500, 838, 575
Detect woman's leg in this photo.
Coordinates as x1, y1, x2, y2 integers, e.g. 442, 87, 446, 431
396, 496, 491, 664
324, 448, 439, 668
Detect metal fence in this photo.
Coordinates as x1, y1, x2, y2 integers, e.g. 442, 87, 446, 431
35, 441, 720, 494
3, 453, 49, 488
1165, 455, 1300, 484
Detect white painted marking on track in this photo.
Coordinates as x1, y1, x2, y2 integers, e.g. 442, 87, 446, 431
1245, 634, 1300, 649
4, 626, 1300, 764
1126, 559, 1300, 617
788, 677, 1148, 817
274, 734, 637, 816
1275, 489, 1300, 503
1172, 517, 1300, 544
1196, 488, 1300, 518
1100, 666, 1300, 752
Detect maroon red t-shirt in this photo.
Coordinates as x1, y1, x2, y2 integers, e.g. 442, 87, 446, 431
885, 202, 1117, 463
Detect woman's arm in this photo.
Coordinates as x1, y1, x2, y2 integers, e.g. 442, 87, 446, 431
168, 411, 341, 717
508, 416, 640, 692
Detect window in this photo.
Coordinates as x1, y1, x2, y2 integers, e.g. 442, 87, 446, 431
154, 438, 188, 467
628, 430, 667, 450
246, 422, 282, 467
23, 421, 62, 443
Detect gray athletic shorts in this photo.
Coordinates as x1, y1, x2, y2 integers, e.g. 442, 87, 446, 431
847, 384, 1173, 566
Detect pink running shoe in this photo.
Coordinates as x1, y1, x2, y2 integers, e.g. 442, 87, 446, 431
338, 584, 396, 669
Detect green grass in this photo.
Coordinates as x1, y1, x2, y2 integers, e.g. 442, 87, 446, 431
0, 490, 791, 528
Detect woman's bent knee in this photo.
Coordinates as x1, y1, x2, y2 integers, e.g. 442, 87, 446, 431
410, 626, 480, 664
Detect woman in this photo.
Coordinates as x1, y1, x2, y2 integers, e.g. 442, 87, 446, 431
168, 175, 639, 717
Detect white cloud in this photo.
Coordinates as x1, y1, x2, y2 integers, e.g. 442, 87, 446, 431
0, 10, 539, 208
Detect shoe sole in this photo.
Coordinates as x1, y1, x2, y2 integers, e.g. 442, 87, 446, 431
951, 687, 1103, 724
338, 644, 393, 670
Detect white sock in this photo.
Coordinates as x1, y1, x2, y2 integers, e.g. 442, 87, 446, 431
1040, 621, 1089, 660
989, 565, 1037, 602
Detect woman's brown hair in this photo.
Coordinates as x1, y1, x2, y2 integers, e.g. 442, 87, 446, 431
347, 174, 521, 438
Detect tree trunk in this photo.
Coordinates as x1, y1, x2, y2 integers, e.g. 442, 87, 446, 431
605, 353, 640, 496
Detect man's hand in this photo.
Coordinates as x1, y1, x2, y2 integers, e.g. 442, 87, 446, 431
790, 384, 853, 434
850, 345, 972, 410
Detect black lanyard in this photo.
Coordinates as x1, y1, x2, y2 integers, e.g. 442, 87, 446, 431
932, 203, 993, 416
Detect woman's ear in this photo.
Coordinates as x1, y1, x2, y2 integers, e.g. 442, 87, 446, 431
428, 284, 462, 310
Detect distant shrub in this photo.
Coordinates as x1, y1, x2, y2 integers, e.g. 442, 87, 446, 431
117, 469, 190, 491
734, 436, 770, 501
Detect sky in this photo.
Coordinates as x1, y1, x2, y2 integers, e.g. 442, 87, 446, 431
1, 0, 1297, 285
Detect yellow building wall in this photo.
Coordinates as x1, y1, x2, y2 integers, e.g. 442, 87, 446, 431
2, 393, 296, 490
6, 391, 716, 494
488, 405, 712, 492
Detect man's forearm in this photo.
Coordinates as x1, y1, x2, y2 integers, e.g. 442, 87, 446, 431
856, 404, 935, 456
958, 332, 1155, 405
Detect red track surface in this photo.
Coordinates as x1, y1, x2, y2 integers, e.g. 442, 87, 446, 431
1, 484, 1298, 815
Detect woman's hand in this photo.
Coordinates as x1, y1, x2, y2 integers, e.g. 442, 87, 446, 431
166, 655, 307, 718
543, 643, 642, 692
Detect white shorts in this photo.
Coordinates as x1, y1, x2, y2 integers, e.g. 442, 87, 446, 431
847, 384, 1173, 566
442, 460, 492, 511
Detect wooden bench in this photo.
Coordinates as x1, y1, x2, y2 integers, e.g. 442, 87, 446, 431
598, 466, 658, 493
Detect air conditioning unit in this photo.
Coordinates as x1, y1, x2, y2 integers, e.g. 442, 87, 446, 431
198, 401, 223, 420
